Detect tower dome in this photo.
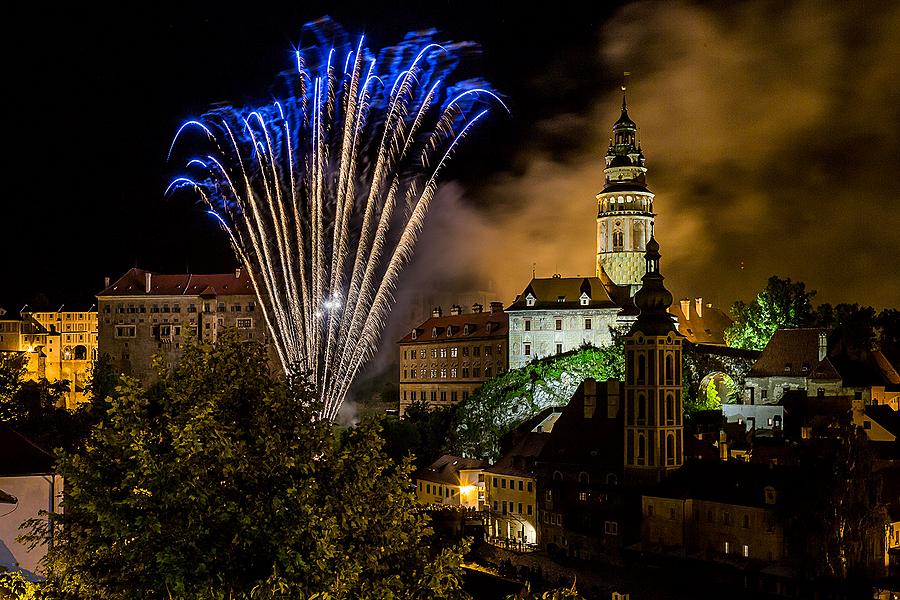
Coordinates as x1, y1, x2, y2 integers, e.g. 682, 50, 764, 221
631, 234, 676, 336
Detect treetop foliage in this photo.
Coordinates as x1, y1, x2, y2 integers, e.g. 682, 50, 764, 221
20, 331, 468, 600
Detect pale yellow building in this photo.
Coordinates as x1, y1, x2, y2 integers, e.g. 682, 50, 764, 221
0, 305, 98, 407
413, 455, 487, 510
485, 430, 552, 549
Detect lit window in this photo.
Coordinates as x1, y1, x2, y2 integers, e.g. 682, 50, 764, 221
237, 318, 252, 329
450, 347, 458, 357
555, 319, 562, 330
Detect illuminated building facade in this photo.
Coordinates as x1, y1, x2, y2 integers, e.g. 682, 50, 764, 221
596, 92, 654, 296
0, 305, 98, 407
97, 268, 269, 384
623, 236, 684, 484
506, 276, 624, 370
413, 455, 487, 510
397, 303, 508, 415
485, 427, 557, 549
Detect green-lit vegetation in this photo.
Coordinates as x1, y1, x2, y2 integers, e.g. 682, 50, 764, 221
452, 333, 625, 462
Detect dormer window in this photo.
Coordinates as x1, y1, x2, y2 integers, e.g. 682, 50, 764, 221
464, 324, 473, 335
486, 323, 493, 333
432, 327, 438, 337
446, 325, 454, 336
526, 293, 536, 307
580, 292, 590, 306
557, 296, 565, 303
784, 363, 792, 373
411, 329, 418, 340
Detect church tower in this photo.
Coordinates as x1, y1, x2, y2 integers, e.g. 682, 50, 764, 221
596, 90, 655, 297
623, 235, 683, 484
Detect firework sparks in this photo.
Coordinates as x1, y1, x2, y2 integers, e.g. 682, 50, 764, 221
167, 19, 506, 419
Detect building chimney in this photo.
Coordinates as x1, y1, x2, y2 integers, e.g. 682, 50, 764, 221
694, 297, 703, 318
432, 306, 442, 318
235, 266, 242, 278
489, 301, 504, 314
450, 304, 462, 316
680, 299, 691, 320
818, 331, 827, 361
145, 272, 152, 294
104, 276, 111, 289
471, 303, 483, 314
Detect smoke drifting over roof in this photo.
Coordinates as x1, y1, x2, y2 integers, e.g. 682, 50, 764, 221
404, 0, 900, 313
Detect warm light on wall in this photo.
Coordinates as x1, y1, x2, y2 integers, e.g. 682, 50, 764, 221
459, 485, 477, 495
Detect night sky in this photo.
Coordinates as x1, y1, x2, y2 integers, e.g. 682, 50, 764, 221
5, 1, 899, 319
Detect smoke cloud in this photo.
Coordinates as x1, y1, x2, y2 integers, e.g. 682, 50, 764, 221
399, 0, 900, 316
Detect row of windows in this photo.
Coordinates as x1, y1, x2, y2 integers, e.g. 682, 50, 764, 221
419, 481, 454, 498
492, 500, 533, 516
105, 302, 255, 314
523, 318, 593, 332
403, 345, 501, 360
646, 504, 776, 532
404, 366, 498, 380
491, 477, 534, 492
403, 390, 470, 404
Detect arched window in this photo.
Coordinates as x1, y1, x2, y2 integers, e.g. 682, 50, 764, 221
666, 394, 675, 425
637, 436, 646, 465
63, 346, 72, 360
637, 354, 646, 383
553, 471, 563, 481
606, 473, 618, 485
637, 394, 646, 423
613, 230, 624, 250
666, 434, 675, 465
74, 345, 87, 360
578, 472, 590, 484
665, 354, 674, 384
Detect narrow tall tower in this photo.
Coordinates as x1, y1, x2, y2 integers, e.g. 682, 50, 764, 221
596, 89, 655, 297
623, 235, 683, 484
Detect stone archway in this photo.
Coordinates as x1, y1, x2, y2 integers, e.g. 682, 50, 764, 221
699, 371, 738, 407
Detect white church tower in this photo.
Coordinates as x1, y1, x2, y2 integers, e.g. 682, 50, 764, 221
596, 89, 655, 297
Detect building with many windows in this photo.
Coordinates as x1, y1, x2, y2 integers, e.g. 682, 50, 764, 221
0, 305, 98, 407
96, 268, 269, 383
397, 303, 508, 415
414, 454, 487, 510
506, 276, 624, 370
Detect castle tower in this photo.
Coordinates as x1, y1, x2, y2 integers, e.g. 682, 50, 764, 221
623, 235, 683, 484
596, 89, 655, 297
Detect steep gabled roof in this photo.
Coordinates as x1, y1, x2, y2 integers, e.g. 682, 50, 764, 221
749, 328, 830, 378
97, 268, 254, 297
414, 454, 487, 486
398, 310, 508, 344
507, 276, 619, 311
486, 432, 551, 477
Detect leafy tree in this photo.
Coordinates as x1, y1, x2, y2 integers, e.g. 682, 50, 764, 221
27, 332, 467, 600
0, 352, 28, 412
0, 569, 50, 600
381, 401, 455, 468
725, 276, 816, 350
453, 333, 625, 462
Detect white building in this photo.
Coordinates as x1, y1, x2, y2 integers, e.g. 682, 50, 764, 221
506, 276, 623, 369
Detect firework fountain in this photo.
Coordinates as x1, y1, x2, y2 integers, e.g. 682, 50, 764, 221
167, 19, 506, 420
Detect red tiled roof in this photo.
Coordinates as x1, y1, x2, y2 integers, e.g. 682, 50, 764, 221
97, 268, 255, 297
668, 299, 732, 345
398, 310, 508, 344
